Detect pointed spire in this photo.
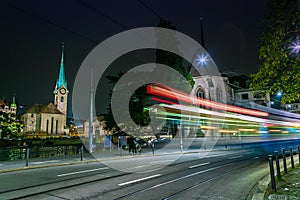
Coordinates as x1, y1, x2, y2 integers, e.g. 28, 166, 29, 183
10, 94, 16, 108
12, 94, 15, 104
200, 17, 206, 49
56, 42, 68, 91
60, 42, 64, 65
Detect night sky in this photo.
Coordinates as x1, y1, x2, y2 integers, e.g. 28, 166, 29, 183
0, 0, 268, 115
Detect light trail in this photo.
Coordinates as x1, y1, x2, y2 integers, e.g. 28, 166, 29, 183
147, 84, 269, 117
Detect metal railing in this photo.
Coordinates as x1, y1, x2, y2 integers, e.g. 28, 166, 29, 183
0, 145, 83, 161
268, 145, 300, 192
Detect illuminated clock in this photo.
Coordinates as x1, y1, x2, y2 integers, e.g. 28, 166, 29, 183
60, 88, 66, 94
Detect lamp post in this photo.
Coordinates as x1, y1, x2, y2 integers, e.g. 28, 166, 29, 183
270, 92, 283, 109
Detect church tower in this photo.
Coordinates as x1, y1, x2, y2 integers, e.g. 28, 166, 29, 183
200, 17, 206, 49
10, 94, 17, 114
54, 43, 68, 122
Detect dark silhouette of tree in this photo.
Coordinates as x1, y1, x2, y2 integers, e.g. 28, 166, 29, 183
102, 19, 194, 134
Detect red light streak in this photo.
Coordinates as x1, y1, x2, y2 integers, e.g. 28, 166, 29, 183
151, 97, 178, 105
147, 84, 269, 117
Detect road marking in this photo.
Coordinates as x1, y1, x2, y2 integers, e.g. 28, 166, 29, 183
149, 160, 174, 165
228, 155, 242, 159
148, 163, 234, 189
122, 163, 235, 197
132, 165, 148, 169
118, 174, 162, 186
32, 160, 60, 164
57, 167, 109, 177
189, 162, 210, 169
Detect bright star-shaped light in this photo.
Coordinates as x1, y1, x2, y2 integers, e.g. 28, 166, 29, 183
196, 54, 208, 66
290, 40, 300, 54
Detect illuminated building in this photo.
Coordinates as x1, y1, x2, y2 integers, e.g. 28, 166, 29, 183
190, 18, 231, 105
0, 95, 17, 114
22, 44, 68, 136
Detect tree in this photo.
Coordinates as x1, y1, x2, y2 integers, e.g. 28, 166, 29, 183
103, 20, 195, 133
0, 111, 24, 139
156, 19, 195, 89
250, 0, 300, 104
103, 73, 150, 133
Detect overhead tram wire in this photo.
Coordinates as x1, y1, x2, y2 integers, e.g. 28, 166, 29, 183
135, 0, 162, 20
5, 1, 148, 67
5, 1, 99, 44
74, 0, 170, 65
75, 0, 130, 30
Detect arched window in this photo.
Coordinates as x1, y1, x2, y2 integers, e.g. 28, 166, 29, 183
56, 120, 58, 134
196, 87, 205, 99
51, 117, 54, 134
216, 87, 222, 103
61, 96, 64, 102
46, 120, 49, 133
196, 87, 205, 108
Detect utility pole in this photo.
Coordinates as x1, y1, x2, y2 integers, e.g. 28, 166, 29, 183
89, 67, 94, 153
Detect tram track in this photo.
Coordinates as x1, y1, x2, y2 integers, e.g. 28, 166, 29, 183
0, 150, 269, 200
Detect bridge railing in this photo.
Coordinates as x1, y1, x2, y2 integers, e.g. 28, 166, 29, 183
0, 145, 84, 161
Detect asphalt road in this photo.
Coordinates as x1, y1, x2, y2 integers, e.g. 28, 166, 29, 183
0, 147, 271, 200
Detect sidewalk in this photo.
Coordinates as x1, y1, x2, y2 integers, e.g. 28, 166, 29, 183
0, 154, 95, 173
0, 137, 295, 173
0, 146, 208, 173
0, 138, 242, 173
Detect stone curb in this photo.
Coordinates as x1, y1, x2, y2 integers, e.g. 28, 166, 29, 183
251, 174, 270, 200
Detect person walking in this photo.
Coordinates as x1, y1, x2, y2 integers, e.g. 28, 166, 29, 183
127, 136, 135, 154
135, 137, 142, 153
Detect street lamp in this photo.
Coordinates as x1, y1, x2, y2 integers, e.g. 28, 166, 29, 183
276, 92, 282, 97
270, 92, 283, 109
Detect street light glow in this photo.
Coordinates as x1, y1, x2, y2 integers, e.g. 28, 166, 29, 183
276, 92, 282, 97
196, 54, 208, 66
290, 40, 300, 54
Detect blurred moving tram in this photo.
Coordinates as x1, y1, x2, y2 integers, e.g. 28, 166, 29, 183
146, 84, 300, 138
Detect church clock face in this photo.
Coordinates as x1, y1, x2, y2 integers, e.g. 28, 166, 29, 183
60, 88, 66, 94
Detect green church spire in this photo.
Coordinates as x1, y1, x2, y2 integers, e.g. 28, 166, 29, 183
56, 42, 68, 91
10, 94, 16, 108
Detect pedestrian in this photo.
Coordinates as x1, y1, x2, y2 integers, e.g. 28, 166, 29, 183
127, 136, 136, 154
148, 137, 154, 154
135, 137, 141, 153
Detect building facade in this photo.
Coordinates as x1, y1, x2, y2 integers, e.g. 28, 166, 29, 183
0, 95, 17, 114
22, 103, 65, 134
22, 44, 68, 136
